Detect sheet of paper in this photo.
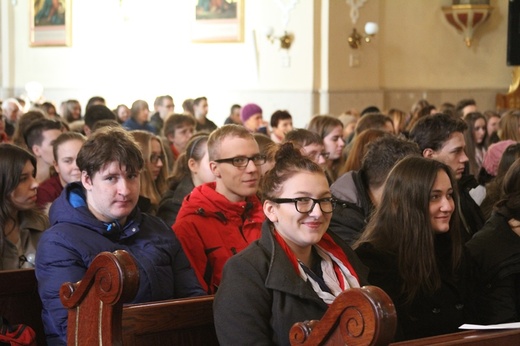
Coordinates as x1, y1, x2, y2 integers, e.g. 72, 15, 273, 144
459, 322, 520, 330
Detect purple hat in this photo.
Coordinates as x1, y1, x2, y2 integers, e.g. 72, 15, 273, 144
240, 103, 262, 123
482, 140, 516, 176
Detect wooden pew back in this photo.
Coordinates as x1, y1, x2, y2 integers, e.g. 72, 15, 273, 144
60, 250, 217, 346
0, 269, 46, 345
121, 296, 217, 346
66, 250, 520, 346
289, 285, 397, 346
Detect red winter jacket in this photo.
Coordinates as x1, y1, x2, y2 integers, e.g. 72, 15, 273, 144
173, 182, 264, 294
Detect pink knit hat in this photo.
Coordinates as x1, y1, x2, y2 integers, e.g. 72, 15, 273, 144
240, 103, 262, 123
482, 140, 516, 176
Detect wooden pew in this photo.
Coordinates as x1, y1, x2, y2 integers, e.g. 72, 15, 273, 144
68, 250, 520, 345
60, 250, 218, 346
391, 329, 520, 345
0, 269, 46, 346
289, 285, 397, 346
290, 284, 520, 346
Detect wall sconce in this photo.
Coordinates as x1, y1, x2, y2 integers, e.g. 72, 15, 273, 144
266, 27, 294, 50
442, 4, 493, 47
348, 22, 378, 49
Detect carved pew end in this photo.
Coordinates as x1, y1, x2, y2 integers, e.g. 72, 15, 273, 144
290, 285, 397, 346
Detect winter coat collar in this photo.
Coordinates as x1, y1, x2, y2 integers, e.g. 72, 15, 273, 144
49, 182, 143, 240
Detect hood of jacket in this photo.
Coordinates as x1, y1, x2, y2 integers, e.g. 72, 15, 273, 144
176, 182, 264, 224
331, 170, 367, 206
49, 182, 143, 239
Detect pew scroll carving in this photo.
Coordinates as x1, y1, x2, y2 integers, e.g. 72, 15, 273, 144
290, 285, 397, 346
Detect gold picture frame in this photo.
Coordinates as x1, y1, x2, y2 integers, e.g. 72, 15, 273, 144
30, 0, 72, 47
192, 0, 244, 43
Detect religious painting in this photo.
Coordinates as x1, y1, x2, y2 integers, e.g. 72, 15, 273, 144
192, 0, 244, 43
30, 0, 72, 47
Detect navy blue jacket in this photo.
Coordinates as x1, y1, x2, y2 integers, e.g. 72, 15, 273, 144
35, 182, 205, 345
122, 117, 155, 133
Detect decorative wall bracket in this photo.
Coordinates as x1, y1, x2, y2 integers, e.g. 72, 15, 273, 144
442, 4, 493, 47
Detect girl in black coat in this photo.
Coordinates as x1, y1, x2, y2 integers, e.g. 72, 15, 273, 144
466, 158, 520, 324
354, 156, 468, 341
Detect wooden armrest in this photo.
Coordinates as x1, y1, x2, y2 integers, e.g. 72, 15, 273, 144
60, 250, 140, 345
289, 285, 397, 346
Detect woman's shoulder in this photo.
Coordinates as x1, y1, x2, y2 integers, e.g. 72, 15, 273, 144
19, 210, 49, 232
355, 243, 396, 270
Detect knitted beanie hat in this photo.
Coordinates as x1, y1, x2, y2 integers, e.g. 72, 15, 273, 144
240, 103, 263, 123
482, 140, 516, 176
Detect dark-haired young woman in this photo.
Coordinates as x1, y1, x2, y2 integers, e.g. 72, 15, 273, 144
0, 143, 48, 270
354, 156, 468, 341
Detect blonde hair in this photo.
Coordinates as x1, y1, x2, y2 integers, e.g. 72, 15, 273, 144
130, 130, 169, 209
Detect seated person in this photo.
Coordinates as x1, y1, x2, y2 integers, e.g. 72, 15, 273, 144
157, 134, 215, 227
480, 142, 520, 219
35, 127, 205, 345
466, 158, 520, 324
163, 113, 196, 166
36, 132, 86, 211
173, 125, 265, 294
240, 103, 269, 135
354, 157, 467, 341
0, 144, 48, 270
269, 110, 293, 143
24, 118, 63, 182
307, 115, 346, 183
409, 113, 485, 242
284, 128, 329, 167
130, 130, 169, 214
214, 142, 368, 346
330, 136, 420, 245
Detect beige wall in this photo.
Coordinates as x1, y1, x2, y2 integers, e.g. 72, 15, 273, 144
325, 0, 512, 114
0, 0, 515, 127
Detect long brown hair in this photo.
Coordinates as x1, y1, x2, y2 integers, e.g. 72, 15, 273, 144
355, 156, 462, 304
339, 129, 389, 175
0, 144, 48, 260
307, 115, 345, 181
167, 133, 209, 191
130, 130, 169, 207
463, 112, 488, 177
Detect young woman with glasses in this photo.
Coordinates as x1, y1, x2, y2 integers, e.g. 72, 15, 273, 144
130, 130, 169, 214
214, 142, 368, 346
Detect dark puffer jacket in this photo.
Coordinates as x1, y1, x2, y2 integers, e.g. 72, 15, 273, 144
36, 182, 205, 346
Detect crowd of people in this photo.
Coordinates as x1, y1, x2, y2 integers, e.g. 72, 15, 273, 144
1, 94, 520, 345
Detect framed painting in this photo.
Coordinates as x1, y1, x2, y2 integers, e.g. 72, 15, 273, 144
192, 0, 244, 43
30, 0, 72, 47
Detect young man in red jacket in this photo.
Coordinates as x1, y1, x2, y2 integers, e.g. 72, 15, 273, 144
173, 124, 266, 294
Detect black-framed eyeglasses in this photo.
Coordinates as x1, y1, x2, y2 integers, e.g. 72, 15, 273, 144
270, 197, 336, 214
214, 154, 267, 167
150, 154, 165, 164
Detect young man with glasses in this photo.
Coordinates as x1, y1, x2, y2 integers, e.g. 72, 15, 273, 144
173, 124, 266, 294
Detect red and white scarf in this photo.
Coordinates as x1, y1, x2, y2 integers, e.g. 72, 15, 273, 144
273, 230, 360, 304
